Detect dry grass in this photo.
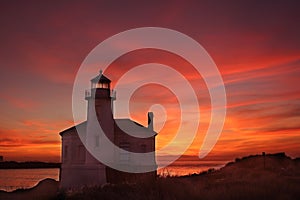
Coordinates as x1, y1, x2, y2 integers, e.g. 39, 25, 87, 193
2, 153, 299, 200
61, 154, 300, 200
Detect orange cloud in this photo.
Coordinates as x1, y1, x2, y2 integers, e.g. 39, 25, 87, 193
1, 1, 300, 162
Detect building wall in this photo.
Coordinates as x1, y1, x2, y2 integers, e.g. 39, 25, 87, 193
110, 122, 157, 182
60, 127, 106, 189
60, 122, 157, 189
60, 123, 157, 188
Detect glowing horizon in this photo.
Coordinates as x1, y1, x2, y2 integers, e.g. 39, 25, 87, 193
0, 1, 300, 162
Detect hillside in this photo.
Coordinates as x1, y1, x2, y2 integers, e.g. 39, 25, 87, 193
64, 152, 300, 200
1, 153, 299, 200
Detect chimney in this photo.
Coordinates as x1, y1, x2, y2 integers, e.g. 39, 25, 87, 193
147, 112, 154, 131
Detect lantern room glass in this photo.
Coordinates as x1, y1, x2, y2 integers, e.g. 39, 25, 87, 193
92, 82, 110, 89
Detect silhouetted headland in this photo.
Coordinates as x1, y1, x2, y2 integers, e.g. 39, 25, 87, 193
0, 161, 60, 169
0, 152, 299, 200
0, 178, 58, 200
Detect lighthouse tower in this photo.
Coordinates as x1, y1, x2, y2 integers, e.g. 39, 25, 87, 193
84, 70, 115, 184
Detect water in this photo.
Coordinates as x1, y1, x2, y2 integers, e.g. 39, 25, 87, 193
158, 160, 226, 176
0, 168, 59, 192
0, 161, 226, 192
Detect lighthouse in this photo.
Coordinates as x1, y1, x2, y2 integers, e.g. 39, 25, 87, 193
59, 70, 157, 189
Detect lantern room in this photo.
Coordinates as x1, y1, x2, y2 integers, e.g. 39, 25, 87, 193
90, 70, 111, 89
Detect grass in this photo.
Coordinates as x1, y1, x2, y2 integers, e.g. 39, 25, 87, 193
60, 174, 300, 200
60, 154, 300, 200
2, 153, 299, 200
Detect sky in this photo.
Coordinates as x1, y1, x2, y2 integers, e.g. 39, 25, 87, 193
0, 0, 300, 162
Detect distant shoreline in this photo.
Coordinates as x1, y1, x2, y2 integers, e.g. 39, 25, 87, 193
0, 161, 61, 169
1, 152, 299, 200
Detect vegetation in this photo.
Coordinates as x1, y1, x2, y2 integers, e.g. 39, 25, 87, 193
1, 153, 300, 199
61, 153, 300, 200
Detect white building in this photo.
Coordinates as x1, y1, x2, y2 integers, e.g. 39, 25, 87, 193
59, 71, 157, 189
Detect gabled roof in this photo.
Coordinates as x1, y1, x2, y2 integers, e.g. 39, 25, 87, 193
59, 119, 157, 137
59, 121, 87, 136
115, 119, 157, 137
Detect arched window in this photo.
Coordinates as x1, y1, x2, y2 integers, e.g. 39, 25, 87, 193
77, 145, 86, 162
119, 142, 130, 162
64, 145, 68, 161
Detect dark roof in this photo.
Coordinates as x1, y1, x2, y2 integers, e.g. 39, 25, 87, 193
116, 119, 144, 127
91, 71, 111, 83
59, 119, 157, 137
114, 119, 157, 138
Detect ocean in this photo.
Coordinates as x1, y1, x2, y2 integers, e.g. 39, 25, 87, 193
0, 161, 226, 192
0, 168, 59, 192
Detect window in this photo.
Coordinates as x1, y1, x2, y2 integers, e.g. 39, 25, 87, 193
77, 145, 85, 162
119, 142, 130, 162
95, 83, 109, 89
64, 145, 68, 161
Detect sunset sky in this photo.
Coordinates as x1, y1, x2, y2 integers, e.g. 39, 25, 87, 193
0, 0, 300, 162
